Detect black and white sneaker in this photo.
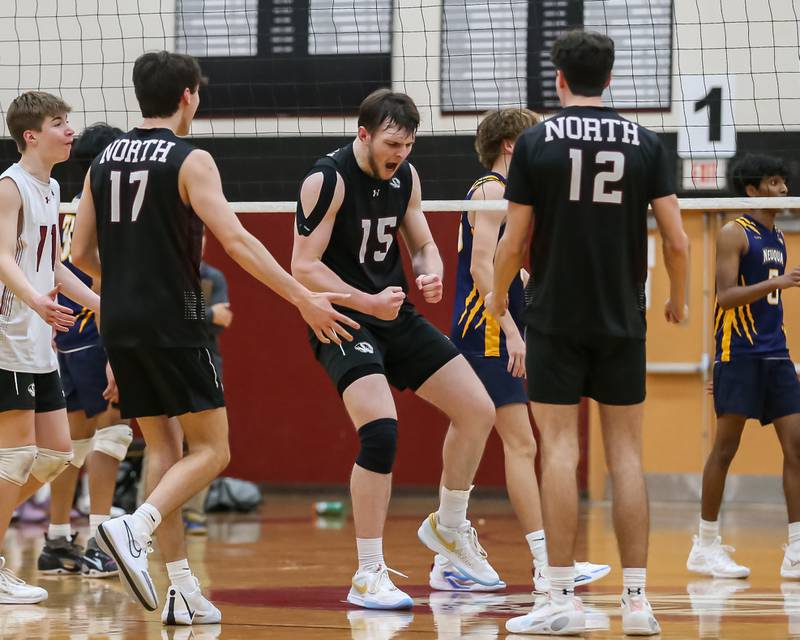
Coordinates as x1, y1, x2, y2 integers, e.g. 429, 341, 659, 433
37, 533, 83, 575
161, 577, 222, 626
96, 515, 158, 611
82, 537, 119, 578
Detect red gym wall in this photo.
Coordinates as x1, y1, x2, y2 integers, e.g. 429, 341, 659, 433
205, 212, 588, 490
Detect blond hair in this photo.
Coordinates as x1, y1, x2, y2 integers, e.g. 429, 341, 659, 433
6, 91, 72, 151
475, 108, 541, 169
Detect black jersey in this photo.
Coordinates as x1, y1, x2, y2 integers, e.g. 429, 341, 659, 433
89, 128, 206, 348
505, 106, 675, 339
312, 143, 413, 324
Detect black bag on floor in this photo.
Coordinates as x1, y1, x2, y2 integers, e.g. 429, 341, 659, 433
205, 477, 262, 513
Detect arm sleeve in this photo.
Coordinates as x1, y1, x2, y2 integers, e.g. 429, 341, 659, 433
203, 267, 229, 327
504, 133, 536, 205
648, 136, 677, 200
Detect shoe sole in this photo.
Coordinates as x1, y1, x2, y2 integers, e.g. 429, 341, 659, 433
417, 515, 500, 587
0, 592, 48, 604
37, 568, 82, 576
82, 569, 119, 579
506, 611, 586, 635
346, 590, 413, 610
96, 523, 158, 611
623, 625, 661, 636
429, 574, 506, 592
575, 565, 611, 587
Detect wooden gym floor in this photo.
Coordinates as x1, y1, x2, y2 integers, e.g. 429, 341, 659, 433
1, 494, 797, 639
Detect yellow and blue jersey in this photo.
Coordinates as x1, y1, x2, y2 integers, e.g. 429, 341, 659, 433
450, 173, 524, 357
714, 215, 789, 362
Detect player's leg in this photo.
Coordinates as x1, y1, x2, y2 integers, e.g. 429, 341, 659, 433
342, 373, 412, 609
0, 401, 46, 604
413, 356, 500, 586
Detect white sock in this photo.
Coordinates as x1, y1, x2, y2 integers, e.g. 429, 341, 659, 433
623, 567, 647, 596
166, 558, 196, 593
789, 522, 800, 546
131, 502, 161, 539
548, 565, 575, 603
437, 485, 472, 529
525, 529, 548, 567
48, 523, 72, 539
699, 518, 719, 546
89, 514, 110, 540
356, 537, 384, 572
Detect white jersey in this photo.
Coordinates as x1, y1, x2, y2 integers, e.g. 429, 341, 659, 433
0, 163, 60, 373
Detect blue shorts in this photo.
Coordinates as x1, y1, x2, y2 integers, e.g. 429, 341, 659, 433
713, 358, 800, 425
58, 343, 110, 418
463, 352, 528, 409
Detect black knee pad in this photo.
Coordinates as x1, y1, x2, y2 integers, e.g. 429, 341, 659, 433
355, 418, 398, 474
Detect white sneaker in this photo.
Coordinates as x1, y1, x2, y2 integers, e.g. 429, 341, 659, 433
429, 555, 506, 591
347, 564, 413, 610
782, 543, 800, 579
533, 562, 611, 593
347, 609, 414, 640
0, 557, 47, 604
687, 535, 750, 578
162, 577, 222, 625
96, 515, 158, 610
621, 592, 660, 636
418, 513, 501, 587
505, 594, 585, 635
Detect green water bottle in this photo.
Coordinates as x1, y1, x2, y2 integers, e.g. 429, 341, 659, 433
314, 500, 345, 517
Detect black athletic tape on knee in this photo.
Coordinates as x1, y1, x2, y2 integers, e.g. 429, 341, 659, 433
355, 418, 398, 474
296, 164, 338, 236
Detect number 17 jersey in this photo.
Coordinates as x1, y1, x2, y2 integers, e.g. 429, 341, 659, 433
505, 105, 675, 339
89, 127, 207, 348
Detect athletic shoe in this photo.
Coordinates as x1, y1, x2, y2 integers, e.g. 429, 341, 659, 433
686, 535, 750, 578
347, 609, 414, 640
37, 533, 83, 575
81, 537, 119, 578
505, 594, 585, 635
781, 543, 800, 579
0, 557, 48, 604
183, 511, 208, 536
96, 515, 158, 611
162, 577, 222, 625
621, 591, 660, 636
429, 554, 506, 591
533, 562, 611, 593
347, 564, 413, 610
418, 513, 501, 587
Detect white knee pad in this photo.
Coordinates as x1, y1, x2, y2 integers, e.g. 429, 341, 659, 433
31, 447, 73, 483
0, 445, 38, 486
93, 424, 133, 461
70, 437, 95, 468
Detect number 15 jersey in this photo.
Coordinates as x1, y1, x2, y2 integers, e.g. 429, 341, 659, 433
505, 105, 675, 339
89, 127, 206, 348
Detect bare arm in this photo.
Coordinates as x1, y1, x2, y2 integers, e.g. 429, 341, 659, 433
71, 171, 101, 280
487, 201, 533, 318
715, 221, 800, 309
182, 150, 359, 344
0, 178, 75, 331
54, 261, 99, 313
398, 165, 443, 303
651, 194, 690, 322
291, 170, 406, 320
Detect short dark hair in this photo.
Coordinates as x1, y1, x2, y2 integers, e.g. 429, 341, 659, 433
729, 153, 790, 196
358, 89, 420, 135
551, 30, 615, 97
132, 51, 206, 118
475, 108, 541, 169
6, 91, 72, 151
71, 122, 123, 171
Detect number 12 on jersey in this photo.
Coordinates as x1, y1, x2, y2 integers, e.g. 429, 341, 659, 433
109, 170, 149, 222
568, 149, 625, 204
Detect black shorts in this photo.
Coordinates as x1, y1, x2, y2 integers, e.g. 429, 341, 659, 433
0, 369, 66, 414
713, 358, 800, 425
106, 346, 225, 419
59, 344, 109, 418
311, 308, 460, 395
526, 328, 646, 405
